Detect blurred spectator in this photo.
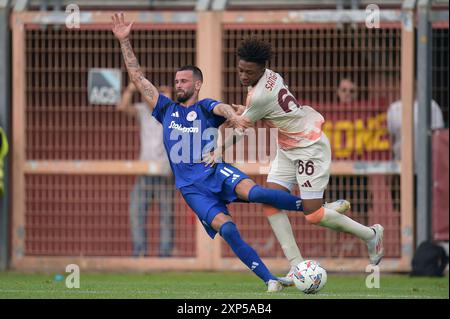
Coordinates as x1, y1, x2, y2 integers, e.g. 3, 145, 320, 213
334, 77, 370, 215
386, 97, 444, 212
117, 83, 174, 257
387, 98, 444, 162
337, 77, 358, 105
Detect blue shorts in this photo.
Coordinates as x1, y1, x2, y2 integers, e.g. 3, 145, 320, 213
180, 163, 249, 239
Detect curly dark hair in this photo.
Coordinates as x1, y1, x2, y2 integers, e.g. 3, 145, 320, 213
237, 38, 273, 66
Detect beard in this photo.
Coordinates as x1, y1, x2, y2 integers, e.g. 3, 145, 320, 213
176, 89, 194, 103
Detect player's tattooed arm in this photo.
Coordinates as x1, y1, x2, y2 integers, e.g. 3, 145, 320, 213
111, 12, 159, 110
119, 38, 159, 110
213, 103, 237, 120
213, 103, 252, 131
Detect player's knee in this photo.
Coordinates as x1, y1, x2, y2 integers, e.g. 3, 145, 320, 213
219, 221, 238, 239
263, 205, 280, 217
304, 207, 324, 225
235, 179, 256, 201
247, 184, 263, 202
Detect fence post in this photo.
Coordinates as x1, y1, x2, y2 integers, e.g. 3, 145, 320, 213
11, 12, 27, 268
196, 10, 224, 270
416, 0, 433, 248
400, 0, 416, 268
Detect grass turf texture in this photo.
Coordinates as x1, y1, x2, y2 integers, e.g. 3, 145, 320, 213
0, 271, 448, 299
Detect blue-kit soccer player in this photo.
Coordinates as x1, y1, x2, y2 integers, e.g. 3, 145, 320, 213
112, 12, 313, 291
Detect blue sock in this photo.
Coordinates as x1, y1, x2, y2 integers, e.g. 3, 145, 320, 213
219, 222, 277, 284
248, 185, 303, 211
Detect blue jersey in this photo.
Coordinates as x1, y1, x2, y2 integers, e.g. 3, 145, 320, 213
152, 94, 227, 188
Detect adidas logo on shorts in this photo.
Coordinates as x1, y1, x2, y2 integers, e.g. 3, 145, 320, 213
220, 166, 240, 183
301, 180, 312, 188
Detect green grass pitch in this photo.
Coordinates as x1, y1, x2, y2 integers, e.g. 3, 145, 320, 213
0, 271, 448, 299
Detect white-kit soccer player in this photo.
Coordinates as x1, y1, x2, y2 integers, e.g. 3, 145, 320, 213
205, 38, 384, 285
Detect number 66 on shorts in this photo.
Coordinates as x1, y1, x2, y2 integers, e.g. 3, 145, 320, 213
267, 133, 332, 199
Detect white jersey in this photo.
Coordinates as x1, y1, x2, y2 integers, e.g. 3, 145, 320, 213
242, 68, 324, 150
386, 99, 444, 161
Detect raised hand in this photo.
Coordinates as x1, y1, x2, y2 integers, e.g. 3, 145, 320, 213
111, 12, 133, 41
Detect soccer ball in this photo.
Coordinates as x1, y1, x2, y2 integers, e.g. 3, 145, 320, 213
292, 260, 327, 294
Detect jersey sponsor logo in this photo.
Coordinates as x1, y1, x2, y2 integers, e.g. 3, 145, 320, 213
186, 111, 197, 121
168, 120, 221, 164
168, 121, 199, 133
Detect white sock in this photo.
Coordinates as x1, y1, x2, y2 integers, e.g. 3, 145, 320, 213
267, 212, 303, 267
319, 207, 375, 241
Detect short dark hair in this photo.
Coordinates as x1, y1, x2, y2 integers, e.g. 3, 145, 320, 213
177, 65, 203, 81
237, 38, 273, 66
339, 75, 356, 85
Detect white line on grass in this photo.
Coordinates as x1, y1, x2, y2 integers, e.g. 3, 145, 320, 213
0, 289, 443, 299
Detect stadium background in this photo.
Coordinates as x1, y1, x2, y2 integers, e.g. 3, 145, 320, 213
0, 0, 448, 274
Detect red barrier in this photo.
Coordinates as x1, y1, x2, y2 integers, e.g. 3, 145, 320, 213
432, 128, 449, 241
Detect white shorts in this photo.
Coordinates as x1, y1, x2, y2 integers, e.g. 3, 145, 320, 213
267, 132, 331, 199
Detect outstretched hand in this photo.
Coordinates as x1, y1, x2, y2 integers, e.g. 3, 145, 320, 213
111, 12, 133, 41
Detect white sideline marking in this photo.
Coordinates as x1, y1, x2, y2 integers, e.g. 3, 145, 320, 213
0, 289, 442, 299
